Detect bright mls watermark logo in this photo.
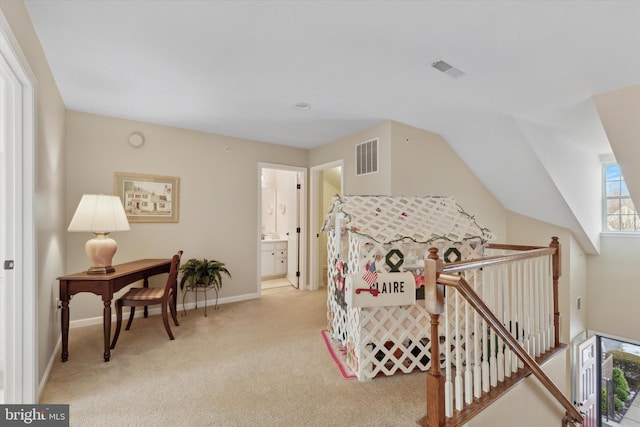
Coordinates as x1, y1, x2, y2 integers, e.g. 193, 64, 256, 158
1, 405, 69, 426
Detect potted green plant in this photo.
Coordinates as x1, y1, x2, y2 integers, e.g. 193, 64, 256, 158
179, 258, 231, 315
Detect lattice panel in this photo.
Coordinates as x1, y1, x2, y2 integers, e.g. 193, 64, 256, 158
326, 229, 349, 344
350, 235, 486, 274
321, 195, 494, 244
354, 304, 433, 379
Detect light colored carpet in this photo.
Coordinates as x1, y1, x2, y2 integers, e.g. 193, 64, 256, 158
261, 277, 293, 290
40, 286, 426, 426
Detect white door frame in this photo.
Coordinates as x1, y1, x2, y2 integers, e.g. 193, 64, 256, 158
0, 12, 37, 404
257, 163, 307, 291
309, 160, 343, 291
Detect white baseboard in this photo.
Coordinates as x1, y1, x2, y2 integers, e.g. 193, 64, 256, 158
39, 335, 61, 401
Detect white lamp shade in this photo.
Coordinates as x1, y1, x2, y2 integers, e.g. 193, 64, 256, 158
68, 194, 130, 232
68, 194, 130, 274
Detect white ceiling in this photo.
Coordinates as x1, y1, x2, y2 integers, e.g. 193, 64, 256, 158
23, 0, 640, 252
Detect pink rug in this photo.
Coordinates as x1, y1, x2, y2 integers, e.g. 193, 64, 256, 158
321, 330, 357, 379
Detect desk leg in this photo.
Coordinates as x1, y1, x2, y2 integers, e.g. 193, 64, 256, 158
143, 276, 149, 318
103, 300, 111, 362
61, 299, 70, 362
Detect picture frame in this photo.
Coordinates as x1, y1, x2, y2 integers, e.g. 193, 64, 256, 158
114, 172, 180, 223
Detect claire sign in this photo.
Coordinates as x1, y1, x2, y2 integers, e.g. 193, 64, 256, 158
346, 272, 416, 307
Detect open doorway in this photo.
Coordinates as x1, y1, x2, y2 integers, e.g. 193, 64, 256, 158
258, 163, 306, 293
599, 336, 640, 427
310, 161, 343, 291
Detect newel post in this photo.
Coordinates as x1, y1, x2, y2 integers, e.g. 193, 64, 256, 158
423, 247, 446, 427
550, 236, 561, 348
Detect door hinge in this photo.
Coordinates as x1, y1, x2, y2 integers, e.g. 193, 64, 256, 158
296, 227, 301, 233
296, 184, 301, 190
4, 260, 15, 270
296, 271, 300, 277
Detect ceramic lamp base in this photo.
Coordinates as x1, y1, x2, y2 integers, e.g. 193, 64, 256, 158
85, 232, 118, 274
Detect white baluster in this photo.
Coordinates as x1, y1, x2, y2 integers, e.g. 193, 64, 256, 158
445, 286, 453, 417
473, 269, 482, 399
547, 255, 554, 350
504, 263, 515, 378
534, 257, 542, 357
515, 260, 523, 371
481, 266, 490, 393
489, 266, 498, 388
454, 291, 463, 411
523, 260, 532, 356
543, 255, 549, 350
464, 272, 473, 405
496, 264, 505, 383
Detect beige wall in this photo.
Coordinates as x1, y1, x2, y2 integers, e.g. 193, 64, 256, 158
309, 121, 391, 195
310, 120, 506, 239
0, 0, 67, 393
587, 235, 640, 343
591, 85, 640, 344
65, 111, 308, 320
596, 84, 640, 207
389, 121, 507, 240
469, 347, 570, 426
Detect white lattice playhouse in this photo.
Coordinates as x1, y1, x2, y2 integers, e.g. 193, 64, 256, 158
322, 195, 494, 381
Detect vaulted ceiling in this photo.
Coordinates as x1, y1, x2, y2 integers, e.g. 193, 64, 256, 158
23, 0, 640, 254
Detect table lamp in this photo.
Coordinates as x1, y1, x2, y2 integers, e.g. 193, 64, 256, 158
67, 194, 131, 274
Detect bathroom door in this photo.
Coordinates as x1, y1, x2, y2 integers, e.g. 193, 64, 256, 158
285, 172, 300, 287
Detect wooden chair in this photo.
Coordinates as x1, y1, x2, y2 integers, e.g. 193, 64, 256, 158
110, 251, 183, 349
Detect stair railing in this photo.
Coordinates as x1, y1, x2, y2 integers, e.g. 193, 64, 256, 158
421, 237, 583, 427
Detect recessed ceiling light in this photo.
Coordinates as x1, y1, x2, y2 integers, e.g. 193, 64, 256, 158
293, 102, 311, 111
431, 60, 465, 79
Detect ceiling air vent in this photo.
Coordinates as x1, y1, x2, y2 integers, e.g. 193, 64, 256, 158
355, 138, 379, 176
431, 60, 465, 79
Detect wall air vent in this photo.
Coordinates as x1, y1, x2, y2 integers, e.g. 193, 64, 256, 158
355, 138, 379, 176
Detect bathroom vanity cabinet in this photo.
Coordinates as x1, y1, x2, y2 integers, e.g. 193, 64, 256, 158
261, 240, 287, 278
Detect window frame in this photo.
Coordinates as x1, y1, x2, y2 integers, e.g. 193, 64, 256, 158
602, 162, 640, 234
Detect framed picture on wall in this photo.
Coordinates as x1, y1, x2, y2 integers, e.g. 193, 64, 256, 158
114, 172, 180, 223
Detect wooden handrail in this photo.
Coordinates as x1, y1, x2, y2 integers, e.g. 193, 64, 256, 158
441, 247, 556, 274
437, 272, 583, 425
485, 242, 549, 251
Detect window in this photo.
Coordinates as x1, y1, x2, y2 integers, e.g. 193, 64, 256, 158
604, 163, 640, 232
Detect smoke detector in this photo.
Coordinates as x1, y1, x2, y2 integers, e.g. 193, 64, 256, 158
293, 102, 311, 111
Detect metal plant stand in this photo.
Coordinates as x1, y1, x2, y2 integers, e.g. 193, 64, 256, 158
181, 283, 219, 317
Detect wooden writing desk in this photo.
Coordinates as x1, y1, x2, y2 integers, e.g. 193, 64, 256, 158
58, 259, 172, 362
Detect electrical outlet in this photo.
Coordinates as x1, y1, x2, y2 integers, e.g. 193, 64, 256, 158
55, 298, 62, 309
